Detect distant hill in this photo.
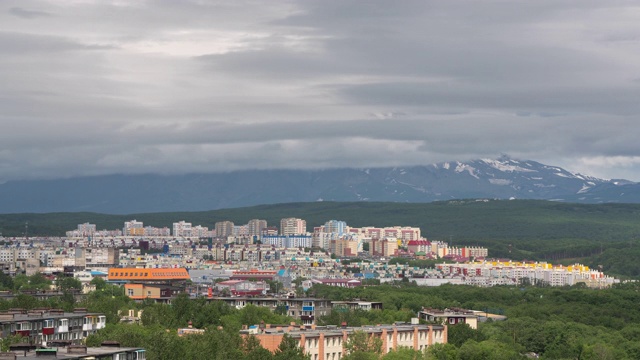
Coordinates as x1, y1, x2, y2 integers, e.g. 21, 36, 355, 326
4, 199, 640, 276
0, 156, 639, 214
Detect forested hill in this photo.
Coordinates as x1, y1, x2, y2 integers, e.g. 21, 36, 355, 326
2, 200, 640, 276
2, 199, 640, 241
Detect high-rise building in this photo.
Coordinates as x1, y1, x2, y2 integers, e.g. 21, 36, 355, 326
77, 223, 96, 237
323, 220, 347, 235
173, 221, 192, 237
215, 221, 234, 238
123, 220, 144, 236
247, 219, 268, 237
280, 218, 306, 235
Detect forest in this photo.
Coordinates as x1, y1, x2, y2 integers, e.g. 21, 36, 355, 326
3, 277, 640, 359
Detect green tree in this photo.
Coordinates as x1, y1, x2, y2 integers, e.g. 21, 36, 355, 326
0, 334, 23, 352
243, 335, 274, 360
382, 347, 426, 360
90, 277, 107, 291
447, 324, 483, 347
273, 334, 309, 360
343, 330, 383, 360
56, 276, 82, 291
424, 343, 457, 360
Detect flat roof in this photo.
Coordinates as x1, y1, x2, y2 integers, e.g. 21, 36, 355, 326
10, 347, 144, 359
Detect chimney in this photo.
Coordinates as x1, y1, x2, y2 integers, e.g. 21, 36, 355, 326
341, 322, 347, 329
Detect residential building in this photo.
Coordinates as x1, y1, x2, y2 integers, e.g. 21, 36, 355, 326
215, 221, 234, 238
215, 297, 331, 325
0, 309, 106, 346
419, 308, 479, 329
215, 280, 269, 296
123, 220, 144, 236
280, 218, 307, 236
173, 221, 192, 237
244, 322, 447, 359
331, 301, 383, 312
248, 219, 268, 237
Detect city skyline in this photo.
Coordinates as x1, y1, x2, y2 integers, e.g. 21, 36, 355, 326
2, 1, 640, 182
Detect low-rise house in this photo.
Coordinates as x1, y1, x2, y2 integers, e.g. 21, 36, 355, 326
418, 308, 479, 329
310, 279, 361, 288
215, 280, 268, 296
331, 301, 383, 312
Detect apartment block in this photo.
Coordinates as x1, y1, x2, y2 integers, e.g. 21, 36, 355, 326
215, 221, 234, 238
0, 309, 106, 346
214, 297, 331, 325
172, 221, 192, 237
245, 322, 447, 360
280, 218, 307, 236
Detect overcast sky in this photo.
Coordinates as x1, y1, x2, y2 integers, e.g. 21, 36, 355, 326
2, 0, 640, 182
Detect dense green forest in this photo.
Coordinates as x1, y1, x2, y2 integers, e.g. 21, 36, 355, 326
5, 280, 640, 359
2, 200, 640, 277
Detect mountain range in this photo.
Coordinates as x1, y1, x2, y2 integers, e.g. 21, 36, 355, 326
1, 156, 639, 214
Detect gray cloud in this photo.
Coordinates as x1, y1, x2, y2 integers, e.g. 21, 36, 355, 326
9, 7, 52, 19
1, 0, 640, 182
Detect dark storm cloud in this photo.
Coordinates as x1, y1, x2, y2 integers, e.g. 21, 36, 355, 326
1, 0, 640, 181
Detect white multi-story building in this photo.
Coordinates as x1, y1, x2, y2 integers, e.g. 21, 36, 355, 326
173, 221, 193, 237
123, 220, 144, 236
280, 218, 307, 236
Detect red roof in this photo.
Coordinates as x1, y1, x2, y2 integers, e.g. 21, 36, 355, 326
407, 240, 430, 246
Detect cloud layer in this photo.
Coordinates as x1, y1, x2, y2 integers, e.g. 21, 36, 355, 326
2, 0, 640, 181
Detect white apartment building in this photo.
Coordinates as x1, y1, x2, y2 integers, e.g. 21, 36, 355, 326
280, 218, 307, 236
173, 221, 193, 237
123, 220, 144, 236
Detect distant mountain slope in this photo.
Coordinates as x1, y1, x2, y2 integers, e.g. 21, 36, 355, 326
0, 156, 637, 214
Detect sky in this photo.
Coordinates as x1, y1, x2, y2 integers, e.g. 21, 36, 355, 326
2, 0, 640, 182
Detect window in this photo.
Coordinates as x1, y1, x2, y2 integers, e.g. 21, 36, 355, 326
43, 320, 54, 328
128, 289, 134, 296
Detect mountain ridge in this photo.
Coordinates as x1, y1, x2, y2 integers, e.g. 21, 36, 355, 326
1, 156, 638, 214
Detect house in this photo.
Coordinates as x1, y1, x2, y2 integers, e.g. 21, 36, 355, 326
331, 301, 383, 312
418, 308, 479, 329
211, 297, 331, 325
215, 280, 268, 296
310, 279, 361, 288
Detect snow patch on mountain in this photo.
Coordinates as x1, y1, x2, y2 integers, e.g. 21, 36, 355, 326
481, 159, 536, 173
489, 179, 512, 185
455, 163, 480, 179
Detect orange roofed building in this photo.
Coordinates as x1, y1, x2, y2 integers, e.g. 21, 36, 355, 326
107, 267, 190, 281
108, 268, 190, 303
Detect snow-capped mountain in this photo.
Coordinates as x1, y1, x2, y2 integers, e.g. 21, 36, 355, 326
0, 156, 637, 214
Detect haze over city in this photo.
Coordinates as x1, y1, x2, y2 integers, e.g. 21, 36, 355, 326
2, 1, 640, 182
